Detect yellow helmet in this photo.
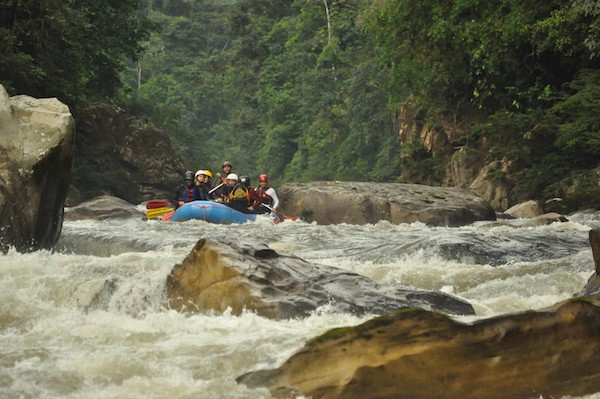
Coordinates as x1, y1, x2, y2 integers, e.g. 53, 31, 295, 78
204, 170, 213, 179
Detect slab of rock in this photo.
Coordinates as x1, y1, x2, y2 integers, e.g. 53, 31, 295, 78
0, 85, 75, 252
238, 295, 600, 399
277, 181, 495, 226
166, 239, 474, 319
64, 195, 144, 220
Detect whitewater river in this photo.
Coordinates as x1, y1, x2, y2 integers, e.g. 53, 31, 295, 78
1, 210, 600, 398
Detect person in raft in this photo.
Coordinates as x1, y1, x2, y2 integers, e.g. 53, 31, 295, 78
224, 173, 251, 212
215, 161, 233, 199
250, 174, 280, 214
193, 170, 211, 200
221, 161, 233, 183
203, 170, 219, 199
174, 170, 200, 207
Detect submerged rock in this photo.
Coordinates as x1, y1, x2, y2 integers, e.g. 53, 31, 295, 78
166, 238, 474, 319
237, 296, 600, 399
278, 181, 496, 226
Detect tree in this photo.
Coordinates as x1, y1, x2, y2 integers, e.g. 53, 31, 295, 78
0, 0, 155, 106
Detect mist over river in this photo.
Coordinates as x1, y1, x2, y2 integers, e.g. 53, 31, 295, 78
1, 210, 600, 399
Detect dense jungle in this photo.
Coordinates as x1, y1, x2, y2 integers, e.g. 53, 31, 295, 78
1, 0, 599, 211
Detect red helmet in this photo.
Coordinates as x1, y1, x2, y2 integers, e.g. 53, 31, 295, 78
258, 174, 268, 182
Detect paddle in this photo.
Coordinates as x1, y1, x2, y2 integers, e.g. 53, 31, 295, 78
146, 206, 174, 219
260, 203, 297, 221
161, 209, 175, 222
146, 200, 172, 209
208, 183, 224, 194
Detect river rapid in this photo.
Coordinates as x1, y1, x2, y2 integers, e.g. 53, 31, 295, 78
1, 210, 600, 399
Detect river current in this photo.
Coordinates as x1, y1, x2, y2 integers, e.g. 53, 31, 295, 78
1, 210, 600, 398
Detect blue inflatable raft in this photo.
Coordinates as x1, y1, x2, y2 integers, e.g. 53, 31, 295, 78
168, 200, 258, 224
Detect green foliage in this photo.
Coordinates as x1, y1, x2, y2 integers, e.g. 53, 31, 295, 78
550, 69, 600, 166
0, 0, 155, 106
365, 0, 597, 118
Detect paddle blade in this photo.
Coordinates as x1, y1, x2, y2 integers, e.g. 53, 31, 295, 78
146, 207, 174, 219
161, 209, 175, 222
146, 200, 172, 209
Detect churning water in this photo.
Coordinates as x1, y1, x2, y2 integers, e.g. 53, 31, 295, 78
1, 210, 600, 398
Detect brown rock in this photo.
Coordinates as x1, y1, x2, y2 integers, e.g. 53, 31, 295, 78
277, 181, 495, 226
504, 200, 544, 218
468, 160, 512, 210
166, 239, 474, 319
506, 212, 569, 227
238, 296, 600, 399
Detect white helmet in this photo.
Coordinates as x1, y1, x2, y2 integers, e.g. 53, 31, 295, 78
226, 173, 238, 181
195, 169, 205, 178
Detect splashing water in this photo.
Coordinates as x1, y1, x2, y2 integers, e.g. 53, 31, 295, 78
1, 213, 599, 398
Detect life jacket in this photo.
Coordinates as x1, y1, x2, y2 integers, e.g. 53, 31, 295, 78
177, 186, 196, 203
227, 183, 250, 212
196, 184, 209, 200
254, 186, 273, 206
228, 183, 250, 203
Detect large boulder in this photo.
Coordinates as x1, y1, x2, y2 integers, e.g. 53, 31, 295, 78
238, 296, 600, 399
277, 181, 496, 226
0, 85, 75, 252
166, 238, 474, 319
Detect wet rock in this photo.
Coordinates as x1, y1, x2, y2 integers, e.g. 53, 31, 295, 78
0, 85, 75, 252
508, 212, 569, 227
278, 181, 495, 226
166, 238, 474, 319
64, 195, 143, 220
238, 296, 600, 399
580, 229, 600, 296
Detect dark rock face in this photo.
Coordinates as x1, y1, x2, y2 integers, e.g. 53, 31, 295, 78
0, 86, 75, 252
580, 229, 600, 296
71, 104, 186, 205
238, 296, 600, 399
166, 238, 474, 319
278, 181, 496, 226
